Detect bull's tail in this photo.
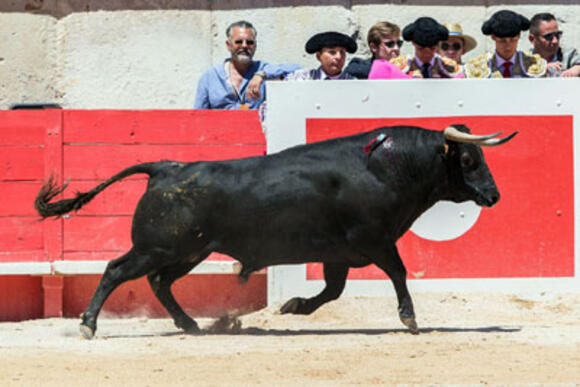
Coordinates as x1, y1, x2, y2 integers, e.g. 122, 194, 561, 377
35, 163, 158, 219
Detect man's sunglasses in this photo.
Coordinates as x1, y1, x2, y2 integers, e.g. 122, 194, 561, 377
382, 40, 403, 48
541, 31, 563, 41
440, 42, 463, 51
233, 39, 255, 45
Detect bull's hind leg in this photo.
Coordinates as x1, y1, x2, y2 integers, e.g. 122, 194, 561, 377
80, 248, 155, 339
280, 263, 349, 315
147, 258, 206, 333
373, 245, 418, 334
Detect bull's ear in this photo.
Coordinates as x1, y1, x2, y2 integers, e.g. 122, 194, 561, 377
450, 124, 470, 134
436, 143, 450, 159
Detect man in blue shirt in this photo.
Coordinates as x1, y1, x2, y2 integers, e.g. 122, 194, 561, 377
194, 20, 300, 110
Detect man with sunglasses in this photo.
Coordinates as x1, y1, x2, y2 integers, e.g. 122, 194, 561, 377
465, 10, 547, 78
389, 17, 462, 78
344, 21, 403, 79
194, 20, 300, 110
529, 13, 580, 77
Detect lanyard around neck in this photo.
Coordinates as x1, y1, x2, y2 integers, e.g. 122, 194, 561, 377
226, 61, 245, 104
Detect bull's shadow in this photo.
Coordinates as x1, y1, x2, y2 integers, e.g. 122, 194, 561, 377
229, 325, 521, 336
99, 325, 521, 339
202, 325, 521, 336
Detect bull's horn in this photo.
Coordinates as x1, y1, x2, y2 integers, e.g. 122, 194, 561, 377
443, 126, 502, 143
479, 131, 519, 147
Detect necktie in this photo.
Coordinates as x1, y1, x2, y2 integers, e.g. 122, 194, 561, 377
421, 63, 430, 78
502, 62, 512, 78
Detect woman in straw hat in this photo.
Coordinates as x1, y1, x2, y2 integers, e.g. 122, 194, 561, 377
385, 17, 462, 78
438, 23, 477, 65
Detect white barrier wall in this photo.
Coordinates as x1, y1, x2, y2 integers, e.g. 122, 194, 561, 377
265, 79, 580, 304
0, 3, 579, 109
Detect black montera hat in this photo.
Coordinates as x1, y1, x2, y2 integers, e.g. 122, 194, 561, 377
305, 32, 358, 54
482, 10, 530, 37
402, 17, 449, 47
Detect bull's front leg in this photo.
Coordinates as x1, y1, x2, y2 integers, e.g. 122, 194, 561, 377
373, 245, 418, 334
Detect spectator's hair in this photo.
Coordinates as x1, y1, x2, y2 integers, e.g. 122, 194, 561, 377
226, 20, 257, 39
367, 21, 401, 47
530, 13, 556, 36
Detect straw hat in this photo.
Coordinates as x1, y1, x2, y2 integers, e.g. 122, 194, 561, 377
443, 23, 477, 53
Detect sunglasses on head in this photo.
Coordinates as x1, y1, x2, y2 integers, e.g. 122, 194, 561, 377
541, 31, 563, 41
233, 39, 255, 45
382, 39, 403, 48
440, 42, 463, 51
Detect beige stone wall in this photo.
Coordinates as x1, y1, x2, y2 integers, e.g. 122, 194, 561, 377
56, 11, 212, 108
0, 3, 578, 109
0, 13, 57, 109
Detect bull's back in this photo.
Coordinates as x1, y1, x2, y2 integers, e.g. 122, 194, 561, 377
182, 150, 382, 263
130, 127, 436, 263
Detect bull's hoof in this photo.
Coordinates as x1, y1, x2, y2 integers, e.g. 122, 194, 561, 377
79, 324, 95, 340
176, 318, 200, 334
280, 297, 308, 314
400, 316, 419, 335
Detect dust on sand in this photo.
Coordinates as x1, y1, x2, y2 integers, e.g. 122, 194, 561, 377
1, 292, 579, 386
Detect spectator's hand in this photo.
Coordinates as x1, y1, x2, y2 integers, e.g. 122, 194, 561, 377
547, 61, 563, 76
561, 65, 580, 78
246, 73, 265, 100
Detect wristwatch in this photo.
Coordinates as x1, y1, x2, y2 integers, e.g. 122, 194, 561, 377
254, 70, 267, 79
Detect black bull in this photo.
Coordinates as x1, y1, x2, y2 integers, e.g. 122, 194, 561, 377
35, 124, 516, 339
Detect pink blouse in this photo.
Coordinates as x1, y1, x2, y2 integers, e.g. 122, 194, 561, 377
368, 59, 412, 79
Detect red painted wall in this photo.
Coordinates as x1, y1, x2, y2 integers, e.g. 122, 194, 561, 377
1, 110, 575, 320
0, 110, 267, 321
305, 116, 575, 280
0, 276, 43, 321
62, 274, 266, 318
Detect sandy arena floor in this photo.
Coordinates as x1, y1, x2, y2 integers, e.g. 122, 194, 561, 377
1, 292, 579, 386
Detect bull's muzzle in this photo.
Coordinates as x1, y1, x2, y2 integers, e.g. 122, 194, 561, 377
486, 192, 500, 207
476, 190, 500, 207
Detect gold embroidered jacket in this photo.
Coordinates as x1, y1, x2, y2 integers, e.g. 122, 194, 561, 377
464, 51, 547, 78
389, 54, 462, 78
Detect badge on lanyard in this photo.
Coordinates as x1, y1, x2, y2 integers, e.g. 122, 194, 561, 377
239, 103, 250, 110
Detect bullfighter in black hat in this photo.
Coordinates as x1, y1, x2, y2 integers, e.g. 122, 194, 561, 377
465, 10, 547, 78
389, 17, 462, 78
285, 31, 358, 80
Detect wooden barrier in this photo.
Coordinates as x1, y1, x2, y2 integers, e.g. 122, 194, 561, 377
0, 110, 267, 321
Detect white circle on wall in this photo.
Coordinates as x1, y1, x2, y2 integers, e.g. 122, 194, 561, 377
410, 201, 481, 241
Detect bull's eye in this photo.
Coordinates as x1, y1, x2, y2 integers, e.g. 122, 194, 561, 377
460, 152, 474, 169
